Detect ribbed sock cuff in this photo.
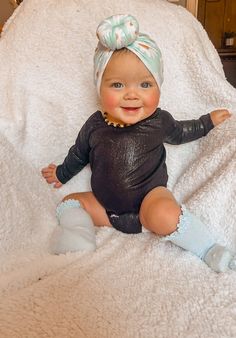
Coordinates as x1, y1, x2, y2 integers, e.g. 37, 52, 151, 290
56, 199, 81, 220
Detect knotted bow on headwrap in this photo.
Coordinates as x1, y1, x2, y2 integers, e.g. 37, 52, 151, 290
94, 14, 164, 95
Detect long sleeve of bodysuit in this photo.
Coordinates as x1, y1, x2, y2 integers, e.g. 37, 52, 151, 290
56, 121, 91, 184
163, 111, 214, 145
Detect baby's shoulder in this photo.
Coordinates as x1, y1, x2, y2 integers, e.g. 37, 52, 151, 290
86, 110, 102, 122
83, 110, 104, 128
154, 108, 173, 124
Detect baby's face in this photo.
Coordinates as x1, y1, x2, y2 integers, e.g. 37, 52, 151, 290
100, 50, 160, 125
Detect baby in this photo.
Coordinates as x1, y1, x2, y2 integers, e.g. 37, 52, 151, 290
42, 14, 235, 272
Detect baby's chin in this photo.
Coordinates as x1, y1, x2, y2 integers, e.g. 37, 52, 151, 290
120, 109, 154, 125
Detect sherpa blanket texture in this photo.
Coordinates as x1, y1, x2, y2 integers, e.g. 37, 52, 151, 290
0, 0, 235, 337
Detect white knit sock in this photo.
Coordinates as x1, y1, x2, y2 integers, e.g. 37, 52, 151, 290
163, 206, 235, 272
204, 244, 234, 273
50, 199, 96, 254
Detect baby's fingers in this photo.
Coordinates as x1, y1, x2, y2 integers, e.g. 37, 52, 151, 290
41, 167, 57, 179
42, 170, 54, 178
54, 182, 63, 188
220, 109, 231, 116
48, 163, 57, 169
220, 110, 231, 122
41, 163, 61, 187
41, 163, 57, 174
41, 168, 53, 175
44, 176, 56, 184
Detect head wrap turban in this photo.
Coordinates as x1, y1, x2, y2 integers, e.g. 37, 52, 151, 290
94, 14, 164, 95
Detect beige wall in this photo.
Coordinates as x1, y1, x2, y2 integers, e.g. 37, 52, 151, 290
168, 0, 198, 16
0, 0, 14, 25
175, 0, 187, 6
0, 0, 192, 27
168, 0, 187, 6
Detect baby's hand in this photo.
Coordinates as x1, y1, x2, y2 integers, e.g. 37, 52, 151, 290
210, 109, 231, 126
41, 163, 63, 188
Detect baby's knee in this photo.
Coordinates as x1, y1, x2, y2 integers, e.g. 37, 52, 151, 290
142, 197, 179, 219
153, 198, 180, 227
156, 198, 180, 218
140, 198, 181, 235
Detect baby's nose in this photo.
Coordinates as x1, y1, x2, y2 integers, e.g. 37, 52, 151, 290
124, 88, 139, 100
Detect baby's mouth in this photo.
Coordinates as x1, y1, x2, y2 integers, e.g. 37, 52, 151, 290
121, 107, 141, 111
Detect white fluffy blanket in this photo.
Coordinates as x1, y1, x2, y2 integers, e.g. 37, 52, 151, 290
0, 0, 235, 336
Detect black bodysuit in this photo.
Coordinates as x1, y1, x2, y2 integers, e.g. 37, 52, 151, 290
56, 108, 214, 233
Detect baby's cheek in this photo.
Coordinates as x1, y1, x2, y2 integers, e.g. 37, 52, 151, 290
147, 90, 160, 108
102, 93, 118, 110
146, 95, 159, 109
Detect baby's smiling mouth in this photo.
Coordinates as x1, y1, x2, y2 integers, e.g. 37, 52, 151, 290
121, 107, 141, 111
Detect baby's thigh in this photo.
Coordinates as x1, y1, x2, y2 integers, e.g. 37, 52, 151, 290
62, 192, 112, 227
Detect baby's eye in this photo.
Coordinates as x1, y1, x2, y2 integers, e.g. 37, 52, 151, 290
111, 82, 123, 88
141, 82, 152, 88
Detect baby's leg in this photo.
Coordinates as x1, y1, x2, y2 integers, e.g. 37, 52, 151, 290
140, 187, 181, 236
62, 192, 112, 227
51, 192, 111, 254
140, 187, 235, 272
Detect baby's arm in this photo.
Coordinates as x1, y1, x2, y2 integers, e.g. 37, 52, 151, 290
41, 163, 63, 189
41, 118, 92, 188
163, 110, 213, 145
210, 109, 231, 126
41, 114, 97, 188
163, 108, 231, 145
